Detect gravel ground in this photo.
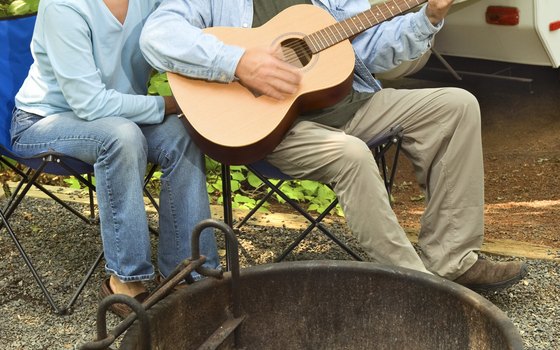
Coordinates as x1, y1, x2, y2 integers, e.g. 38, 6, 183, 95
0, 197, 559, 349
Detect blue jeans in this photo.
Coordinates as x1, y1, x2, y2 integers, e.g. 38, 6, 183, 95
11, 109, 220, 281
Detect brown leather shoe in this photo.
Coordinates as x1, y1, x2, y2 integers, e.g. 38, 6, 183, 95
454, 256, 528, 293
99, 278, 149, 319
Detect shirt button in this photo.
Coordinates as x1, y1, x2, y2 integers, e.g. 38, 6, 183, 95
242, 23, 248, 28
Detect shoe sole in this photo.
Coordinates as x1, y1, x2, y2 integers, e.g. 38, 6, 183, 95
463, 263, 529, 294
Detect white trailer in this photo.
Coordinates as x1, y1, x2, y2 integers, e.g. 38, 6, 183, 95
369, 0, 560, 82
434, 0, 560, 68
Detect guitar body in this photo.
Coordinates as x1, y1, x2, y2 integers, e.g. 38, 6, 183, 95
168, 4, 355, 165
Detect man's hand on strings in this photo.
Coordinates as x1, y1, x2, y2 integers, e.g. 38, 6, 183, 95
235, 46, 302, 100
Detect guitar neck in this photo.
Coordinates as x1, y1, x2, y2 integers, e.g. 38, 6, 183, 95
304, 0, 426, 53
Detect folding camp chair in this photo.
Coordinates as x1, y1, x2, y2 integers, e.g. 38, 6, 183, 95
0, 13, 105, 315
221, 125, 403, 262
0, 14, 159, 314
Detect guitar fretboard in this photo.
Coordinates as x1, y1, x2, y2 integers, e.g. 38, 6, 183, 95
305, 0, 425, 53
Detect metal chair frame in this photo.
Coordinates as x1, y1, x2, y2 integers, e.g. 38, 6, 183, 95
221, 125, 404, 262
0, 13, 160, 314
0, 149, 102, 315
0, 150, 161, 314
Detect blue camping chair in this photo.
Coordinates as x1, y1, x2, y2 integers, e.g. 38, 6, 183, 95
1, 14, 161, 314
0, 14, 104, 315
221, 125, 403, 263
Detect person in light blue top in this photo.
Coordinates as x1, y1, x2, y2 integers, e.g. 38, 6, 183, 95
140, 0, 527, 293
11, 0, 220, 317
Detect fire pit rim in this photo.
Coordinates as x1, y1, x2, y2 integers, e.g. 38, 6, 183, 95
121, 260, 525, 350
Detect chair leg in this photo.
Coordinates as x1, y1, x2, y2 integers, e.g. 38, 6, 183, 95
0, 209, 58, 312
143, 163, 160, 212
235, 179, 285, 229
64, 250, 104, 313
87, 173, 95, 221
143, 164, 160, 236
221, 163, 235, 271
0, 156, 103, 314
55, 157, 98, 224
275, 197, 362, 262
385, 136, 402, 198
221, 164, 234, 228
1, 157, 97, 224
248, 167, 363, 261
0, 209, 103, 314
373, 128, 403, 202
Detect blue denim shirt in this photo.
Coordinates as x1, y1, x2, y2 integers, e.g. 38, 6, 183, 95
140, 0, 441, 94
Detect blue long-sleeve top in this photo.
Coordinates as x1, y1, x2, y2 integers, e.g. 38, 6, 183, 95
140, 0, 442, 94
15, 0, 165, 124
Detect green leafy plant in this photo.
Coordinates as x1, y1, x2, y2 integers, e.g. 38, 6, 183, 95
0, 0, 39, 17
62, 175, 96, 190
147, 72, 172, 97
63, 176, 82, 189
204, 158, 262, 211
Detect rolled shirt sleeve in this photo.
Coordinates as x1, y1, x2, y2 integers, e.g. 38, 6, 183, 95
353, 4, 442, 74
140, 0, 245, 83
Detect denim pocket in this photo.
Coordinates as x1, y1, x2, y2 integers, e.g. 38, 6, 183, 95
10, 108, 42, 144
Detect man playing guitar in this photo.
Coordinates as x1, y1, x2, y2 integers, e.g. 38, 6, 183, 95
140, 0, 527, 293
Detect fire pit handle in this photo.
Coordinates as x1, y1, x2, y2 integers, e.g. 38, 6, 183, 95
191, 219, 239, 278
191, 219, 242, 318
80, 294, 151, 350
81, 219, 242, 350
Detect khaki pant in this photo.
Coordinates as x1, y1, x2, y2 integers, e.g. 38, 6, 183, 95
266, 87, 482, 279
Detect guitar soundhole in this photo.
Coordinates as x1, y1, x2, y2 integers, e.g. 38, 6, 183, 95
281, 38, 312, 68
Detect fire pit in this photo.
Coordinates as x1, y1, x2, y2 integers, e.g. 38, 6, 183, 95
84, 220, 524, 350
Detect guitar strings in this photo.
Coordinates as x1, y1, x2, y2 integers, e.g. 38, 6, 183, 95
279, 0, 420, 64
280, 12, 387, 61
281, 40, 311, 64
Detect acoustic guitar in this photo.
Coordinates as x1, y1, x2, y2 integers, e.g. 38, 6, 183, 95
169, 0, 426, 164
